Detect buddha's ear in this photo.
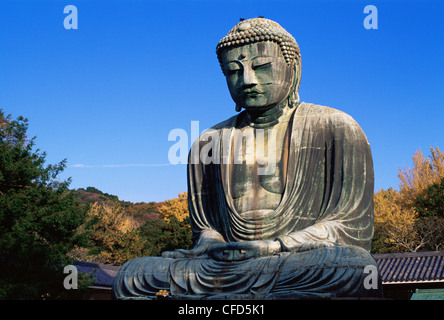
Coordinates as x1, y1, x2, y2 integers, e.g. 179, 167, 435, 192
235, 104, 242, 112
288, 59, 301, 108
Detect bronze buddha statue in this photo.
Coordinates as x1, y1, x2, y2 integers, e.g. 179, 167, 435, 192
112, 17, 382, 299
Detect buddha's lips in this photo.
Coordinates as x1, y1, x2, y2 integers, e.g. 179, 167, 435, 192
242, 90, 263, 96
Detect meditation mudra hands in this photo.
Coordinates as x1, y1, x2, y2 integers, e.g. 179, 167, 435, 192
162, 240, 282, 261
208, 240, 282, 261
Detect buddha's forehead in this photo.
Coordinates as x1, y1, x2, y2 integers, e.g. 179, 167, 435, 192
222, 42, 282, 62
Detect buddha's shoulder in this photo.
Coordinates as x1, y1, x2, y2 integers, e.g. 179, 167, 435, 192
194, 114, 238, 144
206, 114, 239, 132
298, 102, 358, 126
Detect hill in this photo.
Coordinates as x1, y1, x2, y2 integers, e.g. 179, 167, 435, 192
71, 186, 164, 223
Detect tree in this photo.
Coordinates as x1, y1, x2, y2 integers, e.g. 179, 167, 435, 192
372, 146, 444, 253
415, 177, 444, 218
138, 216, 193, 256
414, 177, 444, 251
124, 201, 163, 228
398, 147, 444, 207
138, 193, 192, 256
82, 186, 119, 202
373, 188, 419, 253
159, 192, 189, 223
138, 217, 168, 256
0, 110, 88, 299
69, 201, 147, 265
158, 216, 193, 252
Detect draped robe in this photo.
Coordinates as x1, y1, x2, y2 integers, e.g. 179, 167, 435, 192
112, 102, 383, 299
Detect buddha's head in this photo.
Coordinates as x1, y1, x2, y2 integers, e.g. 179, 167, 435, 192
216, 18, 301, 112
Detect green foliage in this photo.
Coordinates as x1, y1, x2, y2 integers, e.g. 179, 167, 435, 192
0, 110, 88, 299
84, 186, 119, 202
138, 216, 192, 256
371, 233, 396, 254
72, 187, 119, 204
158, 216, 192, 253
415, 177, 444, 218
138, 218, 168, 256
413, 177, 444, 251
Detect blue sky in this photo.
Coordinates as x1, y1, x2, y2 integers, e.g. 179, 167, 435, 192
1, 0, 443, 203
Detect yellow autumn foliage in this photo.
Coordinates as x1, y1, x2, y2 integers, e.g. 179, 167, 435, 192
70, 201, 146, 265
398, 146, 444, 207
373, 146, 444, 252
159, 192, 189, 223
374, 188, 418, 251
87, 201, 134, 233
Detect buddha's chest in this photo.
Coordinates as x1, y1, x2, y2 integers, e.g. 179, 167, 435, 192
229, 123, 289, 198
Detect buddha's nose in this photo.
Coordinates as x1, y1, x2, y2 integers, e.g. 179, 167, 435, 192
242, 67, 258, 87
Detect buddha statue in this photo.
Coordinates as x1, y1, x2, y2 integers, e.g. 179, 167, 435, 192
112, 17, 383, 299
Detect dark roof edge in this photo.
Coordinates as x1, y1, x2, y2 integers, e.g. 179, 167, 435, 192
373, 250, 444, 260
73, 259, 121, 271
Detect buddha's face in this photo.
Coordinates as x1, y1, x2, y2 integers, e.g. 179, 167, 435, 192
222, 41, 295, 111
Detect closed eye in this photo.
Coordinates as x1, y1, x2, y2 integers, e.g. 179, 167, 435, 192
251, 56, 274, 70
226, 68, 240, 75
225, 62, 242, 75
252, 61, 272, 70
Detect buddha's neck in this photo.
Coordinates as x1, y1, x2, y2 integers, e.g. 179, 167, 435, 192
246, 103, 289, 128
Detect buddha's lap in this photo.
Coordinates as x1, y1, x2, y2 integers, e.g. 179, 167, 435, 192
116, 244, 376, 282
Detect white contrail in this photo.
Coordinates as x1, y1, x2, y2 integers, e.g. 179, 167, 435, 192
69, 163, 173, 168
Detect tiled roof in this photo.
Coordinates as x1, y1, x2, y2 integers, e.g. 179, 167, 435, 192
373, 251, 444, 284
73, 260, 121, 288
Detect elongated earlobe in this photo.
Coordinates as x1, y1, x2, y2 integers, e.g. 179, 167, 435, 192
288, 60, 301, 107
235, 105, 242, 112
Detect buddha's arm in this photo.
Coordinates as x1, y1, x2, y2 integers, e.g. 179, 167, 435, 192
185, 128, 233, 254
275, 108, 375, 253
275, 221, 343, 252
162, 229, 226, 259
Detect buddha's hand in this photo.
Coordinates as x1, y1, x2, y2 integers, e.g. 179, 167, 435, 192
161, 239, 225, 259
207, 240, 281, 262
